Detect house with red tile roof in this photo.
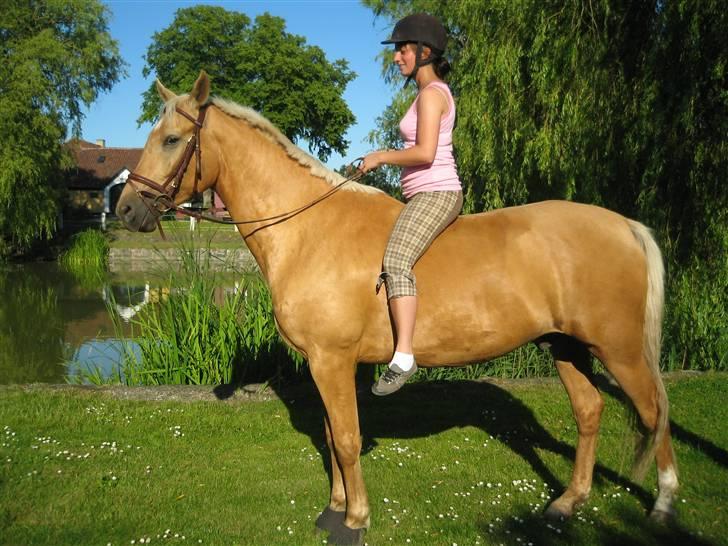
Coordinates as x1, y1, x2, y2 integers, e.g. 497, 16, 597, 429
65, 139, 142, 221
64, 139, 226, 225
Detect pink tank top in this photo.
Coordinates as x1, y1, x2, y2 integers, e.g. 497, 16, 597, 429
398, 81, 462, 199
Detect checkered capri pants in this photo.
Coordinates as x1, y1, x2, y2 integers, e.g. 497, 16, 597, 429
376, 190, 463, 299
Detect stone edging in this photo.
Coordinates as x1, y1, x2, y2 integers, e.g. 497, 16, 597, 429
0, 371, 709, 404
108, 247, 256, 271
2, 383, 281, 403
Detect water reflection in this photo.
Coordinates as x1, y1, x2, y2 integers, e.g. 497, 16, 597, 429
66, 339, 140, 383
0, 263, 146, 384
103, 283, 153, 322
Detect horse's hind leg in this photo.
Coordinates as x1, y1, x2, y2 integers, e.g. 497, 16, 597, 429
603, 356, 678, 521
545, 338, 604, 520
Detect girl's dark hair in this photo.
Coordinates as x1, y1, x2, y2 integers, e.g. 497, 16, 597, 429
432, 55, 451, 79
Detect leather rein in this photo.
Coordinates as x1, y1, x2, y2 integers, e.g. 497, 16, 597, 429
125, 104, 364, 239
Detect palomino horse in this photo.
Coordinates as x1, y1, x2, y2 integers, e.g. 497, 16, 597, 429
116, 72, 678, 545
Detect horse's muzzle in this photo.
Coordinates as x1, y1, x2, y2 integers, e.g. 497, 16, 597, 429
116, 195, 159, 233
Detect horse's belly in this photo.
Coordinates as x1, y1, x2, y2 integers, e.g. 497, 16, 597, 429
357, 272, 548, 366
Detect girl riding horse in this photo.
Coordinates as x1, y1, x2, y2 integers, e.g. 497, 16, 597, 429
361, 14, 463, 396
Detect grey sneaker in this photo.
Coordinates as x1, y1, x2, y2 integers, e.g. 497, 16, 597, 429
371, 361, 418, 396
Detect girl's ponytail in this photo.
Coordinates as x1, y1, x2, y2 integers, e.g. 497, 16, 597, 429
433, 56, 451, 79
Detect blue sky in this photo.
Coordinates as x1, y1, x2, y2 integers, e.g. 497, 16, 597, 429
80, 0, 396, 169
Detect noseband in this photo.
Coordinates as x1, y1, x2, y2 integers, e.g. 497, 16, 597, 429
126, 105, 208, 235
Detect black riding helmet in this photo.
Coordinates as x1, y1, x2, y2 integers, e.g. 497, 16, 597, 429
381, 13, 447, 85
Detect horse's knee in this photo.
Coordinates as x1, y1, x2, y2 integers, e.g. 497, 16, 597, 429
574, 393, 604, 435
333, 432, 362, 466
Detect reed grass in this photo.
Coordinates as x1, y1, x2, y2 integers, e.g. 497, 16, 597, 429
58, 229, 109, 289
414, 343, 556, 382
663, 260, 728, 372
59, 228, 109, 269
117, 271, 301, 386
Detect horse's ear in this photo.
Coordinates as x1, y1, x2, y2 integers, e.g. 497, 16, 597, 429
190, 70, 210, 105
156, 79, 176, 103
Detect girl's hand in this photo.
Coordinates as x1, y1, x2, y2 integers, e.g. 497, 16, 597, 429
359, 151, 385, 173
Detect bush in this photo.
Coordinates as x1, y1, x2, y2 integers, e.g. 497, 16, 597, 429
664, 259, 728, 371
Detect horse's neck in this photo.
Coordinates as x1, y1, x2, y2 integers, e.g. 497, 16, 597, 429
210, 113, 351, 281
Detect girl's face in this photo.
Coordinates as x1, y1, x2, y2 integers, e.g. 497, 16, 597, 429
393, 43, 418, 76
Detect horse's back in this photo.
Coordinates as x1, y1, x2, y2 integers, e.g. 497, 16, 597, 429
441, 200, 639, 270
451, 199, 630, 237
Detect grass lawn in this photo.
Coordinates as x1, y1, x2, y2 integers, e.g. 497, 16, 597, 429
1, 373, 725, 546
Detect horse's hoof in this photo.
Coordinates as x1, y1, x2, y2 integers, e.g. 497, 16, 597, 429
315, 506, 346, 534
544, 503, 570, 522
649, 508, 677, 525
326, 523, 366, 546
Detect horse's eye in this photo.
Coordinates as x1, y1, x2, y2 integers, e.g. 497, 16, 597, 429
164, 135, 180, 146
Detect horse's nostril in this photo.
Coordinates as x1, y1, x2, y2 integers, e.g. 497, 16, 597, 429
117, 204, 134, 223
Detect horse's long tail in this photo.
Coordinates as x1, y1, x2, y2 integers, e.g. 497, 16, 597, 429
627, 220, 672, 481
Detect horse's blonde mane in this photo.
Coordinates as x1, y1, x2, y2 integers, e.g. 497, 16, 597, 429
209, 97, 381, 194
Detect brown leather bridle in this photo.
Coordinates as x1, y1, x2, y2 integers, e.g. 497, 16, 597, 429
125, 105, 208, 237
125, 103, 364, 239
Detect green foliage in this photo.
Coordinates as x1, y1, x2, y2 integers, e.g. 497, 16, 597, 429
0, 0, 125, 256
664, 259, 728, 371
364, 0, 728, 368
139, 6, 356, 162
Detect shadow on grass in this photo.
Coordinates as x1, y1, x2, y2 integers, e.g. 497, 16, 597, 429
481, 502, 713, 546
593, 374, 728, 471
670, 421, 728, 468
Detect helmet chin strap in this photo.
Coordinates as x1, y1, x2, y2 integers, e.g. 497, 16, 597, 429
404, 41, 436, 88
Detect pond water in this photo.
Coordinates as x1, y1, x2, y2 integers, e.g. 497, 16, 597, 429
0, 262, 160, 384
0, 263, 148, 384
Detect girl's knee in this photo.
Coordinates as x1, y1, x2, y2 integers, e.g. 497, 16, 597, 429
376, 271, 416, 298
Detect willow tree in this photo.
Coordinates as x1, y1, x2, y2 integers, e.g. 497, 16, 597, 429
0, 0, 125, 257
139, 6, 356, 162
365, 0, 727, 368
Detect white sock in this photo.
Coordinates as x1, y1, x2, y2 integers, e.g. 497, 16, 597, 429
390, 351, 414, 371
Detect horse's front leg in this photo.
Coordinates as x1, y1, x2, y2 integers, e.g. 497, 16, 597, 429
310, 351, 369, 546
315, 414, 347, 532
